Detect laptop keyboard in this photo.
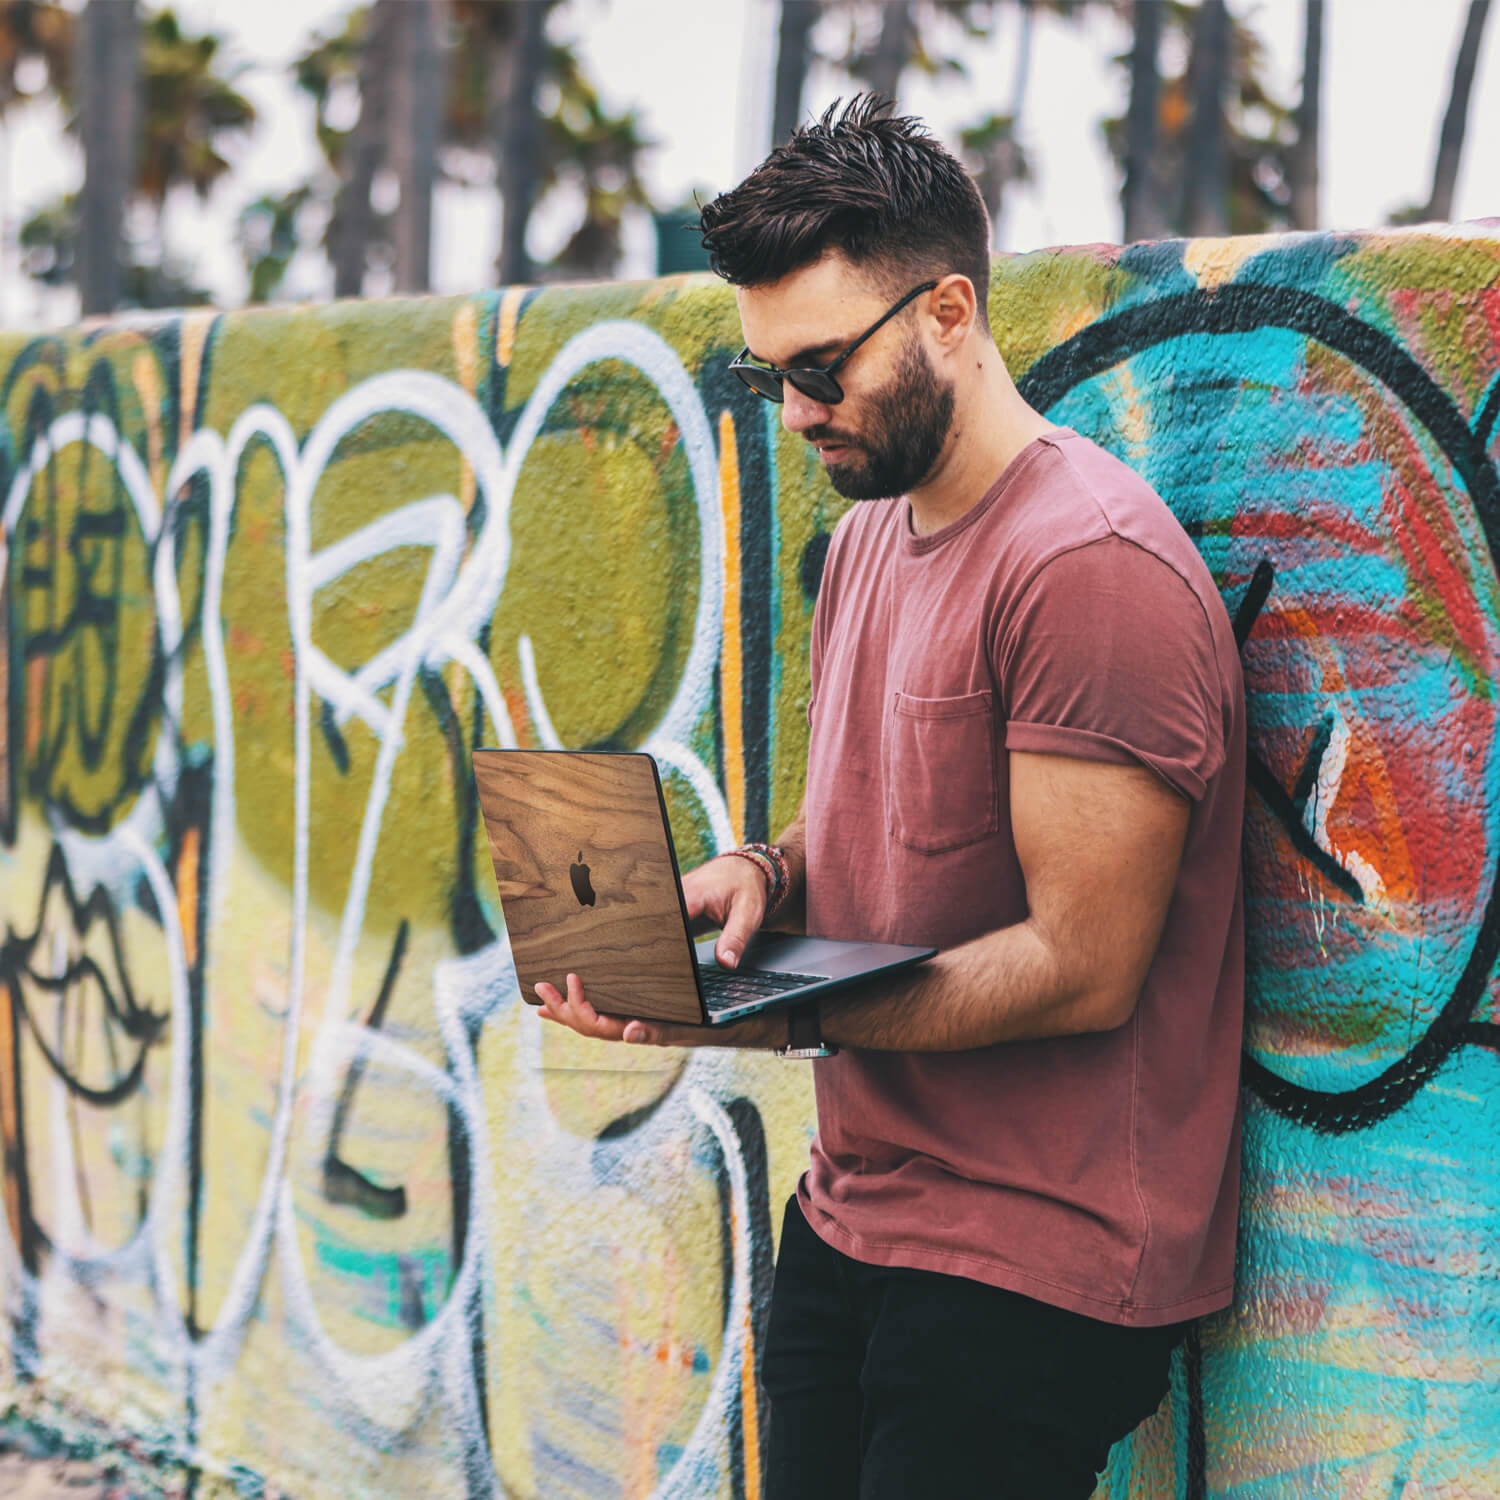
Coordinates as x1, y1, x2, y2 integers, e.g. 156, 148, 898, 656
699, 968, 828, 1013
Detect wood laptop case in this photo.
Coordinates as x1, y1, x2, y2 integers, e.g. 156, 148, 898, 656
472, 749, 705, 1024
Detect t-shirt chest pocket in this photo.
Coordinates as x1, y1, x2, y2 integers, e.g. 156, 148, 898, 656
882, 688, 999, 853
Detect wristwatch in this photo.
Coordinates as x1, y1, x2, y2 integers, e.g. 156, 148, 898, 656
777, 1001, 838, 1060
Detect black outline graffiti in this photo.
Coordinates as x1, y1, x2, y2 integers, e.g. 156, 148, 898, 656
321, 918, 411, 1220
3, 330, 223, 1454
1182, 1323, 1206, 1500
1, 842, 168, 1109
0, 829, 178, 1331
1231, 562, 1367, 906
716, 1097, 774, 1500
1459, 1020, 1500, 1051
1018, 283, 1500, 1136
1476, 370, 1500, 451
699, 364, 777, 845
7, 359, 176, 839
419, 659, 497, 959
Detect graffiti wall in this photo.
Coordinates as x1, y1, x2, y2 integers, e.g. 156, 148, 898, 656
0, 225, 1497, 1499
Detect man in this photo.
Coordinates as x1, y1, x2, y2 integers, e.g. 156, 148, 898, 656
535, 96, 1245, 1499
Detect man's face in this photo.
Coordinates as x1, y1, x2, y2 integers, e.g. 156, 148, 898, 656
735, 256, 956, 501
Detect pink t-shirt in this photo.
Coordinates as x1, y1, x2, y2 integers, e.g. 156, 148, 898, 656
798, 427, 1245, 1327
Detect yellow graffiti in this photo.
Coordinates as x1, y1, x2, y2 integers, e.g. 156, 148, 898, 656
718, 408, 745, 842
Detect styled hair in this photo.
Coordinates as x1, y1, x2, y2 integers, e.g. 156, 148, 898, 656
698, 95, 991, 331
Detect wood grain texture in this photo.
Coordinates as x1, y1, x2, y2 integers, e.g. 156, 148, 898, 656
472, 750, 705, 1024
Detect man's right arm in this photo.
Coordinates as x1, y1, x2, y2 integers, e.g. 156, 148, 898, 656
762, 801, 808, 934
682, 798, 809, 964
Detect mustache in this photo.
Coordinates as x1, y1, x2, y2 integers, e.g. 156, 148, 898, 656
804, 428, 859, 446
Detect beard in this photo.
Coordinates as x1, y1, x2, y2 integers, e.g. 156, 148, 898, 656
810, 337, 957, 501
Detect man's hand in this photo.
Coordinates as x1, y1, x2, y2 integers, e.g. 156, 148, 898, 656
681, 852, 773, 967
533, 971, 780, 1049
531, 852, 781, 1049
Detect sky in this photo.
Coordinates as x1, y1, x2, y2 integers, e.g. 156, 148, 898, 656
0, 0, 1495, 327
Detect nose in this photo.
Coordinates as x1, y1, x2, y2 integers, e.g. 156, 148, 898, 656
780, 383, 833, 435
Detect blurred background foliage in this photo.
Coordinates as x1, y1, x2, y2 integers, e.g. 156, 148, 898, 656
0, 0, 1491, 317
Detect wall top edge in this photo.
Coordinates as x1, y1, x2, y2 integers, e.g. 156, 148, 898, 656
3, 218, 1497, 343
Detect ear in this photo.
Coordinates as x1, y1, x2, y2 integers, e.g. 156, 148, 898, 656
928, 273, 978, 350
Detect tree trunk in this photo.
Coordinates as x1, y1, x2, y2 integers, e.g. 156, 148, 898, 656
988, 2, 1035, 251
1122, 0, 1164, 243
495, 0, 547, 286
77, 0, 139, 316
1426, 0, 1491, 221
864, 1, 913, 105
1287, 0, 1323, 230
1181, 0, 1230, 236
772, 0, 819, 145
390, 0, 446, 292
329, 0, 393, 299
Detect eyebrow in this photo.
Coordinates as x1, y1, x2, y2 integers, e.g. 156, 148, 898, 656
746, 337, 848, 368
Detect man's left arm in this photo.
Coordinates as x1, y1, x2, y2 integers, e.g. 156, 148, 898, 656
544, 536, 1212, 1052
814, 748, 1188, 1050
606, 748, 1188, 1051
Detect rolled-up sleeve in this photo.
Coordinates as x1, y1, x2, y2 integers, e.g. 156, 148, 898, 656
997, 535, 1226, 802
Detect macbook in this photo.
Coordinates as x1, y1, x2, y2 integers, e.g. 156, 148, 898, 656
472, 748, 936, 1026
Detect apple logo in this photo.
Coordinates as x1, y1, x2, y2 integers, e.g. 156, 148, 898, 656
569, 851, 596, 907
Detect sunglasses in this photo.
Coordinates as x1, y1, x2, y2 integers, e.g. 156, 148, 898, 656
728, 280, 939, 405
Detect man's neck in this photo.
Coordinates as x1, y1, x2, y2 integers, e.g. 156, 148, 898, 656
906, 368, 1058, 537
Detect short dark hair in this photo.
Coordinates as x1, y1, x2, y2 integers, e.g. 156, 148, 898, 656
698, 96, 991, 331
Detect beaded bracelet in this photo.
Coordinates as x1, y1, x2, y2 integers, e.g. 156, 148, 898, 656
725, 846, 776, 898
730, 841, 791, 916
752, 842, 791, 913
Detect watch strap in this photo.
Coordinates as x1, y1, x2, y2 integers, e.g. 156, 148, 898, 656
778, 1000, 838, 1059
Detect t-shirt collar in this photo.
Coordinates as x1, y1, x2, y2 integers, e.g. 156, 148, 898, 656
903, 427, 1076, 556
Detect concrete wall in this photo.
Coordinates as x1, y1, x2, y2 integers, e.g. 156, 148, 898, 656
0, 227, 1497, 1498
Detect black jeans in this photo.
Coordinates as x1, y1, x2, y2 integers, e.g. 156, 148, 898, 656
761, 1195, 1189, 1500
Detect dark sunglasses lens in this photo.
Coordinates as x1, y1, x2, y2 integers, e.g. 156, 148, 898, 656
786, 370, 843, 404
732, 365, 785, 403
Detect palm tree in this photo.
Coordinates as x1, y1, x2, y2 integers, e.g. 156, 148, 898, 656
538, 42, 653, 279
296, 4, 384, 296
772, 0, 820, 144
484, 0, 550, 285
17, 189, 76, 286
836, 0, 996, 108
859, 1, 917, 102
961, 111, 1029, 247
1286, 0, 1322, 230
445, 0, 653, 283
1122, 0, 1165, 242
0, 3, 73, 318
1104, 1, 1293, 238
975, 0, 1055, 250
387, 0, 445, 292
303, 0, 444, 294
1181, 0, 1230, 235
300, 0, 651, 290
1406, 0, 1492, 222
0, 1, 72, 112
76, 0, 138, 314
27, 4, 254, 312
772, 0, 974, 151
134, 7, 257, 259
822, 0, 1077, 247
235, 184, 311, 303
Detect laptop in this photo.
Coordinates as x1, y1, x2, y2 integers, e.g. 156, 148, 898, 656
471, 748, 936, 1026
